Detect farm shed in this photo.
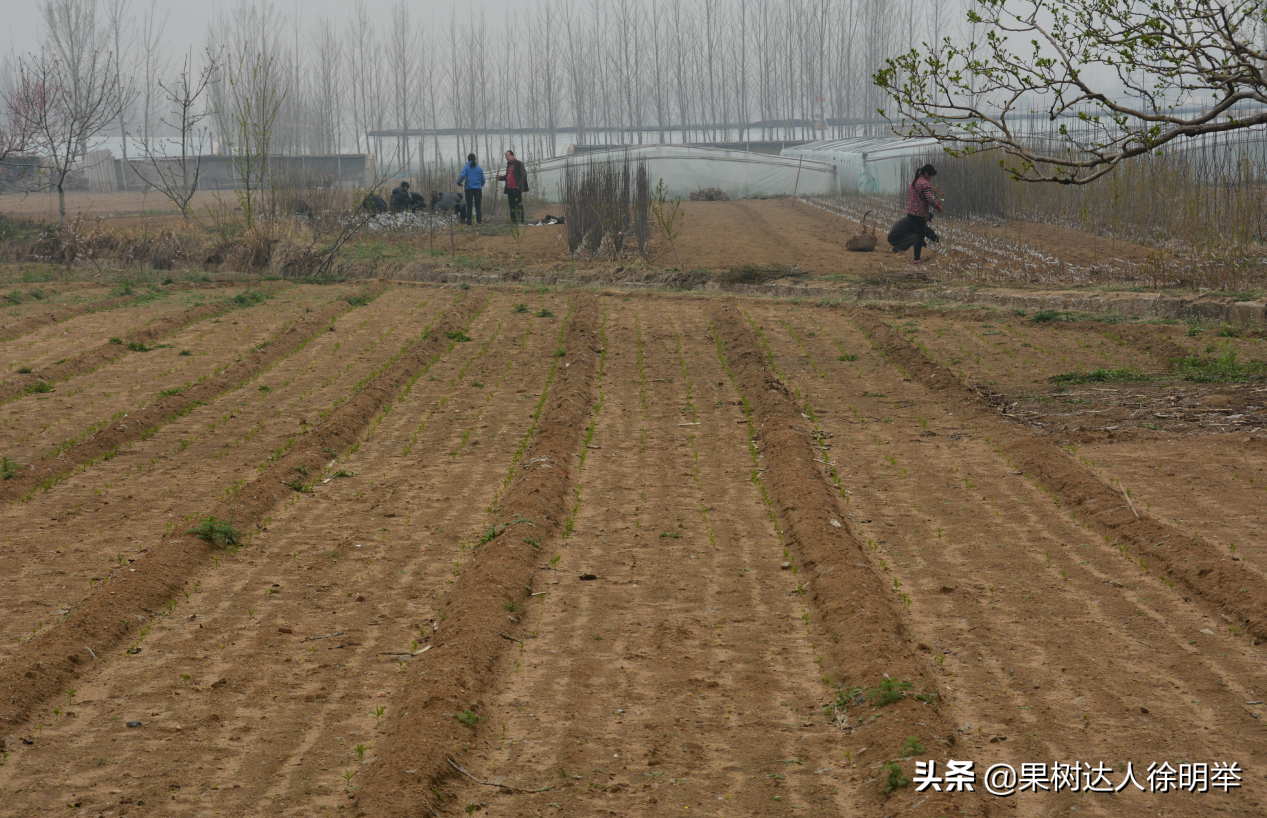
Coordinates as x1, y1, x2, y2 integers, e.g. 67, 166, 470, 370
532, 145, 838, 201
781, 136, 945, 194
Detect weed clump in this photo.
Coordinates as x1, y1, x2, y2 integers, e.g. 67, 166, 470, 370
868, 678, 913, 707
454, 710, 481, 727
1049, 367, 1151, 385
445, 330, 472, 342
283, 476, 311, 493
345, 293, 372, 308
1, 456, 20, 480
16, 365, 33, 374
1173, 345, 1266, 382
880, 761, 910, 793
187, 517, 241, 546
231, 290, 269, 308
26, 381, 53, 394
900, 736, 926, 756
536, 308, 554, 318
512, 303, 529, 313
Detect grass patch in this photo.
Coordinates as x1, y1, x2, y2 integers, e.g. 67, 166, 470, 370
231, 290, 269, 308
1049, 367, 1151, 385
880, 761, 910, 793
1173, 346, 1267, 383
186, 517, 241, 546
868, 678, 913, 707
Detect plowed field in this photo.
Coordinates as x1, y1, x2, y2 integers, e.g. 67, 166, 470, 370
0, 286, 1263, 818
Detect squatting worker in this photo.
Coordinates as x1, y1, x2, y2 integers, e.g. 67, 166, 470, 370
431, 189, 467, 222
904, 163, 941, 264
457, 153, 485, 225
496, 150, 529, 225
389, 180, 412, 213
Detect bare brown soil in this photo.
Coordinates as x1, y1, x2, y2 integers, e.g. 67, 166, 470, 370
0, 285, 1262, 818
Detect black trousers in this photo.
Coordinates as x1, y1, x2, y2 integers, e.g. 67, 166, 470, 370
464, 189, 483, 224
910, 215, 928, 260
506, 189, 524, 224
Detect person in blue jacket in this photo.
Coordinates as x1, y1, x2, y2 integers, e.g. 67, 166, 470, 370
456, 153, 485, 225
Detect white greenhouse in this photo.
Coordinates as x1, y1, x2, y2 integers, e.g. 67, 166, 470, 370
532, 145, 839, 202
780, 136, 945, 195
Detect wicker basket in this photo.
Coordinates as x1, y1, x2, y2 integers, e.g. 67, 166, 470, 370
845, 210, 878, 252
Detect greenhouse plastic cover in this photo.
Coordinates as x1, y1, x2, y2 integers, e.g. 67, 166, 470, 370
781, 136, 944, 195
532, 145, 839, 201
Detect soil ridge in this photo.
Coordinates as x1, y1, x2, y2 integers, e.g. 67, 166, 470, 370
0, 288, 486, 729
706, 300, 969, 817
0, 285, 382, 503
848, 307, 1267, 645
356, 293, 603, 817
0, 281, 294, 401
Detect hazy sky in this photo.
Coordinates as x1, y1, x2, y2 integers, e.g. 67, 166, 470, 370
4, 0, 525, 60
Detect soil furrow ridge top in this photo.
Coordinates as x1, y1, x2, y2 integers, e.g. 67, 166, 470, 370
357, 293, 603, 817
0, 287, 485, 729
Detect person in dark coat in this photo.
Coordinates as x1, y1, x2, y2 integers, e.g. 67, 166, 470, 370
431, 189, 467, 221
361, 192, 388, 214
456, 154, 485, 225
887, 164, 942, 263
408, 190, 427, 212
495, 149, 529, 224
389, 181, 413, 213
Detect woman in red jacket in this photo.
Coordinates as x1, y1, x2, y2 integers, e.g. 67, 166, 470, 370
903, 164, 942, 264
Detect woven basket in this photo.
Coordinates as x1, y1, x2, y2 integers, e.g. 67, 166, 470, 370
845, 210, 878, 252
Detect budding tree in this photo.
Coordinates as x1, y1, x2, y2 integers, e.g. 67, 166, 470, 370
874, 0, 1267, 184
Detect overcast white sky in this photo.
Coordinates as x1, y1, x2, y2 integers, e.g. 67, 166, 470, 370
3, 0, 524, 60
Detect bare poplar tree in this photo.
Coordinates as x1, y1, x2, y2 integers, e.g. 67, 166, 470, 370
133, 49, 217, 218
310, 18, 343, 155
136, 0, 170, 148
103, 0, 137, 176
388, 0, 416, 172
